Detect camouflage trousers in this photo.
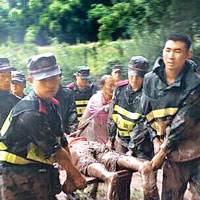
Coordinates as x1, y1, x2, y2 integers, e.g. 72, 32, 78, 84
0, 164, 58, 200
161, 157, 200, 200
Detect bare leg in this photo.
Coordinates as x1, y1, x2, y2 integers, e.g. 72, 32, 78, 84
117, 156, 144, 171
87, 163, 119, 200
117, 156, 159, 200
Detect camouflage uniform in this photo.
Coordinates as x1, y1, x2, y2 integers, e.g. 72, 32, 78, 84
130, 57, 200, 199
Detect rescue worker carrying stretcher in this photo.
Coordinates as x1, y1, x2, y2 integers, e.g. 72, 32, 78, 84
0, 53, 86, 200
107, 56, 151, 200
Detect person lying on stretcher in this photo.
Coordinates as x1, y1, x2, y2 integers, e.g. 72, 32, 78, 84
62, 136, 159, 200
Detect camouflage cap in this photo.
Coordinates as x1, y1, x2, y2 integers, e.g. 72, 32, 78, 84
11, 71, 26, 85
76, 66, 90, 80
27, 53, 61, 80
128, 56, 149, 78
0, 58, 14, 72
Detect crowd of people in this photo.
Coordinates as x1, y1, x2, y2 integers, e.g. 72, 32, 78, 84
0, 33, 200, 200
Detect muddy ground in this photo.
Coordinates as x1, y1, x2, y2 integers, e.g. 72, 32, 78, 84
56, 169, 194, 200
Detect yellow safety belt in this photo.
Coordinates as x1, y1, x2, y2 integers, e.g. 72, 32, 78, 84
0, 141, 34, 165
0, 151, 34, 165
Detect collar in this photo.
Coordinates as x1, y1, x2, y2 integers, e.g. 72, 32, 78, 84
38, 96, 59, 115
74, 82, 90, 91
153, 57, 188, 88
126, 83, 142, 94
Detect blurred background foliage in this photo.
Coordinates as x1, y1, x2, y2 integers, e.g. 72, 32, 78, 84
0, 0, 200, 92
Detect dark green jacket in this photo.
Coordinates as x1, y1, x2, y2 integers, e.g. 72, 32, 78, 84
0, 91, 19, 129
129, 57, 200, 154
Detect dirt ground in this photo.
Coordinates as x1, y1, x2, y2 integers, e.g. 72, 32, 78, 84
56, 169, 194, 200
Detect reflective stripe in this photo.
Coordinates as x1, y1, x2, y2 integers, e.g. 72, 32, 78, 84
0, 151, 34, 165
0, 142, 54, 165
117, 130, 131, 137
78, 116, 82, 121
27, 143, 55, 165
0, 142, 7, 150
146, 107, 178, 122
76, 107, 86, 115
75, 100, 88, 105
1, 111, 12, 136
114, 105, 140, 120
151, 121, 167, 136
0, 141, 55, 165
112, 114, 135, 130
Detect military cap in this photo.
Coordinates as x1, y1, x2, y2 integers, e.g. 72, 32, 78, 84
0, 58, 14, 72
111, 65, 122, 73
27, 53, 61, 80
76, 66, 90, 80
128, 56, 149, 78
11, 71, 26, 85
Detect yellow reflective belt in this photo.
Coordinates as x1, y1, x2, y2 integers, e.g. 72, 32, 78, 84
112, 114, 135, 130
76, 106, 86, 115
117, 129, 131, 137
75, 100, 88, 105
146, 107, 178, 122
114, 105, 140, 120
0, 142, 34, 164
0, 141, 54, 165
0, 151, 34, 165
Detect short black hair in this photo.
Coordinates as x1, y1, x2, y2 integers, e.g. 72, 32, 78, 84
100, 75, 113, 86
165, 34, 192, 50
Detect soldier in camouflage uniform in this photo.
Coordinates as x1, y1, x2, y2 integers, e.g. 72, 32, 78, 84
0, 53, 86, 200
129, 34, 200, 200
0, 58, 19, 129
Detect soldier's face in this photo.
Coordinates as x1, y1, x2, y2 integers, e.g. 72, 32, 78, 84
76, 75, 89, 89
0, 71, 11, 92
163, 40, 192, 74
111, 71, 122, 82
29, 75, 60, 100
128, 74, 143, 91
10, 82, 25, 97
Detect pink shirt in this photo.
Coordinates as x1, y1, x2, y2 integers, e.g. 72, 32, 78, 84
81, 91, 110, 144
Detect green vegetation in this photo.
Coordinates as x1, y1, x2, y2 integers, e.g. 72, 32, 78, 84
0, 38, 162, 85
0, 0, 200, 46
0, 0, 200, 93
